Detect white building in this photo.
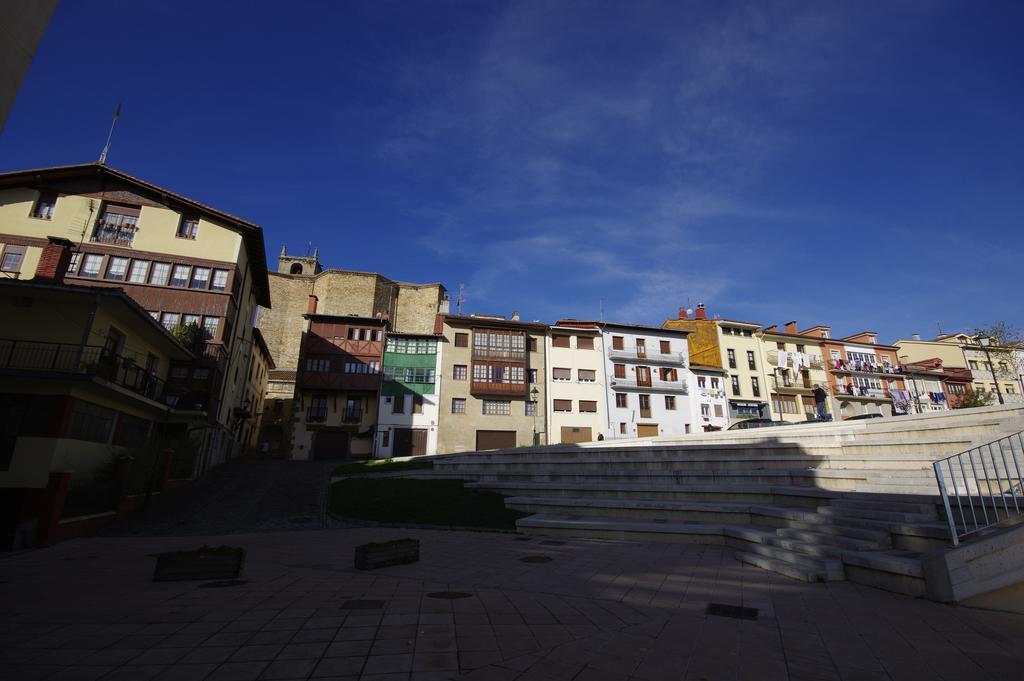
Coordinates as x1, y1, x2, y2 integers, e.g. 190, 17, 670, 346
590, 321, 693, 439
375, 332, 443, 458
546, 321, 607, 444
689, 364, 730, 431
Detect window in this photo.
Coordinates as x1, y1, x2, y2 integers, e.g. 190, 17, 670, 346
93, 204, 140, 246
306, 358, 330, 372
149, 262, 170, 285
160, 312, 180, 330
193, 367, 209, 381
412, 395, 423, 414
76, 253, 101, 278
68, 251, 81, 273
344, 397, 362, 421
711, 378, 720, 389
392, 395, 405, 414
747, 351, 756, 370
660, 341, 671, 354
453, 365, 467, 380
664, 396, 676, 410
553, 367, 571, 381
211, 269, 229, 292
751, 377, 761, 397
639, 394, 651, 414
528, 337, 538, 352
612, 336, 624, 350
381, 431, 390, 448
727, 349, 736, 369
552, 335, 571, 348
528, 369, 538, 383
613, 364, 626, 379
525, 401, 538, 416
67, 401, 116, 443
701, 403, 710, 416
553, 399, 572, 412
105, 256, 129, 281
615, 393, 628, 408
170, 264, 190, 287
454, 332, 468, 347
308, 396, 328, 421
577, 336, 594, 350
190, 267, 211, 289
128, 260, 150, 283
659, 368, 678, 382
579, 400, 598, 413
170, 367, 188, 379
114, 414, 152, 448
452, 398, 466, 414
30, 191, 57, 219
202, 316, 219, 340
0, 245, 26, 272
578, 369, 596, 382
183, 313, 201, 329
482, 400, 511, 415
177, 216, 199, 239
619, 422, 627, 434
731, 375, 740, 395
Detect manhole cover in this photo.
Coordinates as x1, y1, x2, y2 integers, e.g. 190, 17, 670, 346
426, 591, 473, 600
514, 537, 532, 542
288, 516, 313, 524
706, 603, 758, 621
198, 580, 249, 589
539, 540, 566, 546
342, 599, 386, 610
520, 555, 553, 564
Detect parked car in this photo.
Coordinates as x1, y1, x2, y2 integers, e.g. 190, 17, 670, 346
844, 413, 883, 421
728, 418, 790, 430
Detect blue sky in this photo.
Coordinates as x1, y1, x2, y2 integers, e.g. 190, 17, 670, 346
2, 1, 1022, 341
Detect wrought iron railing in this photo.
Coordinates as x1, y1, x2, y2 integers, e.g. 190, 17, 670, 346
91, 220, 138, 246
933, 431, 1024, 545
0, 339, 166, 401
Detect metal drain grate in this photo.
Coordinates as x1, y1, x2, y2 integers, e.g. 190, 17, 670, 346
426, 591, 473, 600
539, 540, 566, 546
342, 599, 387, 610
706, 603, 759, 621
198, 580, 249, 589
520, 555, 553, 564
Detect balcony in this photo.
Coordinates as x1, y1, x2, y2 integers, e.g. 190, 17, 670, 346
471, 380, 527, 397
0, 339, 166, 402
472, 347, 526, 362
610, 377, 689, 394
196, 341, 228, 372
838, 385, 889, 399
342, 408, 362, 423
831, 359, 898, 376
766, 350, 823, 370
608, 347, 687, 366
90, 220, 138, 247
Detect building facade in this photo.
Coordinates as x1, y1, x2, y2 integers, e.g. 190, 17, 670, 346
375, 332, 442, 458
0, 163, 271, 471
689, 364, 730, 431
664, 305, 771, 422
293, 312, 385, 460
242, 328, 274, 454
758, 322, 831, 423
546, 321, 607, 444
820, 329, 907, 419
597, 321, 693, 439
437, 314, 547, 453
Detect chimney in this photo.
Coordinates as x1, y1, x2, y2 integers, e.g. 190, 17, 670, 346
784, 320, 798, 335
307, 295, 318, 314
694, 303, 707, 320
912, 333, 921, 341
764, 324, 778, 333
678, 307, 688, 320
34, 237, 75, 284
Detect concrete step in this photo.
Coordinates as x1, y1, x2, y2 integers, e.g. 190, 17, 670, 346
781, 518, 892, 544
733, 551, 839, 582
515, 514, 771, 546
830, 498, 938, 514
740, 543, 846, 579
775, 527, 886, 551
505, 496, 753, 524
816, 505, 936, 523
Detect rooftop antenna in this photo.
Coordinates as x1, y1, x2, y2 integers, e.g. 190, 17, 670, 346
98, 103, 122, 165
936, 321, 944, 336
599, 298, 604, 322
456, 284, 465, 315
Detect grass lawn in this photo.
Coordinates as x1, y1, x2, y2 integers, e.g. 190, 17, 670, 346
332, 459, 435, 476
328, 478, 528, 529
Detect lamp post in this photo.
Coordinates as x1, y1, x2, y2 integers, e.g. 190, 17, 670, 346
530, 386, 540, 446
899, 356, 922, 414
978, 338, 1005, 405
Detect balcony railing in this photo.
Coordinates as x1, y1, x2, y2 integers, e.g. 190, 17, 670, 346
472, 347, 526, 362
90, 220, 138, 247
196, 342, 228, 371
607, 347, 687, 366
0, 339, 165, 402
471, 380, 527, 396
838, 385, 889, 399
342, 408, 362, 423
831, 359, 898, 375
766, 350, 824, 370
610, 378, 689, 394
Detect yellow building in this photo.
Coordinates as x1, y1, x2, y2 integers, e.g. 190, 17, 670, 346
758, 322, 831, 422
0, 163, 272, 470
895, 333, 1023, 403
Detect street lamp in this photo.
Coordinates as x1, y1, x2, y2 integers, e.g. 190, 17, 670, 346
977, 338, 1006, 405
530, 385, 540, 446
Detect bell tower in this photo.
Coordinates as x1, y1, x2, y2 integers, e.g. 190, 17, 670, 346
277, 244, 322, 276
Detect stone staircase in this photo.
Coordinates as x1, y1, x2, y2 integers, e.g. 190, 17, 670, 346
426, 405, 1024, 596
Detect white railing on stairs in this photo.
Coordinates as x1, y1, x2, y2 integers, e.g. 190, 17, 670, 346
933, 430, 1024, 546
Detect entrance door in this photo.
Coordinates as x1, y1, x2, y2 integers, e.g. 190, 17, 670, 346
636, 366, 651, 387
560, 426, 592, 444
637, 424, 659, 437
476, 430, 516, 451
639, 393, 652, 418
393, 428, 429, 456
312, 430, 350, 459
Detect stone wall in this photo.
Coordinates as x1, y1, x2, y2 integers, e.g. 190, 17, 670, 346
395, 284, 445, 335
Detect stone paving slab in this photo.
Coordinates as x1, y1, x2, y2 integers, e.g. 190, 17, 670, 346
1, 528, 1023, 680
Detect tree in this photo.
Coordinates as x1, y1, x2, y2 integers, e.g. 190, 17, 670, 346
950, 388, 994, 410
169, 322, 202, 349
968, 322, 1024, 402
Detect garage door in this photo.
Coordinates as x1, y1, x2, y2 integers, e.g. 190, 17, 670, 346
393, 428, 428, 456
636, 424, 659, 438
476, 430, 517, 451
560, 426, 592, 444
312, 430, 350, 459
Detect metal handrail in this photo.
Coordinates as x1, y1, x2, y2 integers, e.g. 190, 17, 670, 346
933, 430, 1024, 546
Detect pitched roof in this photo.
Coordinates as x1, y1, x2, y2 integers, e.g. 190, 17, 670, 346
0, 163, 271, 306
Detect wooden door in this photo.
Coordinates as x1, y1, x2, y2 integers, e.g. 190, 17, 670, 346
476, 430, 517, 451
637, 424, 659, 437
639, 393, 652, 418
635, 339, 647, 358
394, 428, 428, 456
560, 426, 592, 444
636, 366, 652, 387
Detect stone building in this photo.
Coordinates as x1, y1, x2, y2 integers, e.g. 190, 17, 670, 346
254, 247, 446, 457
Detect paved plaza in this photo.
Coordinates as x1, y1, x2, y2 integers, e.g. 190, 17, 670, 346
2, 525, 1024, 681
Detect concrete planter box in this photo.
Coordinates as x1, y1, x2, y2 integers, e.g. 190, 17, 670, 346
153, 546, 245, 582
354, 538, 419, 570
